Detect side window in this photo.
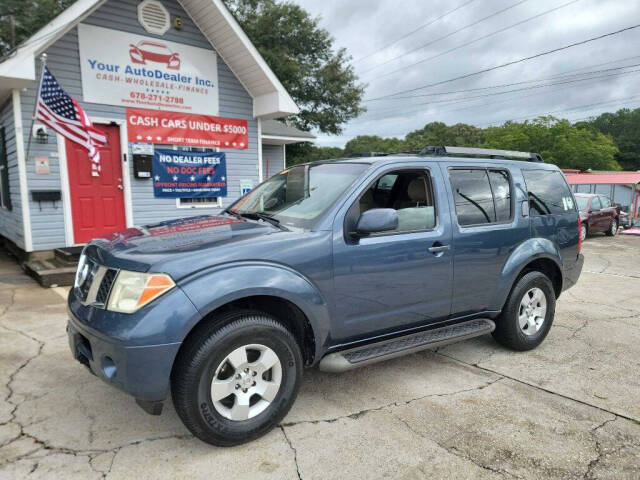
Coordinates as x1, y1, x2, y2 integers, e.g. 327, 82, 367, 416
0, 127, 11, 210
449, 169, 496, 226
590, 197, 602, 211
488, 170, 512, 222
358, 170, 436, 233
522, 170, 575, 215
600, 196, 611, 208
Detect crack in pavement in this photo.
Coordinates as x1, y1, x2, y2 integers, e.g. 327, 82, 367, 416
583, 269, 640, 279
393, 414, 522, 479
279, 426, 303, 480
583, 416, 617, 480
434, 350, 640, 424
280, 376, 504, 428
0, 283, 194, 477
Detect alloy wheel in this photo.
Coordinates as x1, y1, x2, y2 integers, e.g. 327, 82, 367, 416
518, 287, 547, 336
210, 344, 282, 421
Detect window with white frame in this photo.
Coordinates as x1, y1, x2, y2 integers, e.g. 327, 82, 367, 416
0, 127, 11, 210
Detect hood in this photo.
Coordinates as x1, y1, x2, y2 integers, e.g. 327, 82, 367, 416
85, 214, 281, 273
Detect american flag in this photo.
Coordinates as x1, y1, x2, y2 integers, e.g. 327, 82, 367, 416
35, 66, 106, 176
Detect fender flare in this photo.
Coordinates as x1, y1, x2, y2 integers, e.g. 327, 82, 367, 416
491, 238, 563, 310
177, 261, 331, 361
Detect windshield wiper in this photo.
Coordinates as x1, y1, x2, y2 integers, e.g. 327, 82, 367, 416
235, 212, 286, 230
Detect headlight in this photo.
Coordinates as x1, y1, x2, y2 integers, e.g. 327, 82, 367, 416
107, 271, 175, 313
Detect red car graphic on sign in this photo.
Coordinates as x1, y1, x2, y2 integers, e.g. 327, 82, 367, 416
129, 41, 181, 70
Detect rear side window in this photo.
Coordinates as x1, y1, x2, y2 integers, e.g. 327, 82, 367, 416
591, 197, 602, 210
449, 168, 512, 226
488, 170, 512, 222
522, 170, 575, 215
600, 196, 611, 208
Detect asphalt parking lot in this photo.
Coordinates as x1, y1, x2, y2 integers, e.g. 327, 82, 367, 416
0, 234, 639, 479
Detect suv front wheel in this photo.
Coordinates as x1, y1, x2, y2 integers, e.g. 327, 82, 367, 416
492, 271, 556, 351
171, 311, 302, 446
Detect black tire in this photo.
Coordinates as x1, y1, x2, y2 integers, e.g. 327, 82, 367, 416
171, 311, 302, 446
580, 223, 588, 242
492, 271, 556, 351
605, 218, 618, 236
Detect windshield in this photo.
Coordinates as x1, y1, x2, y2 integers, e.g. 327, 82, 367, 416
575, 196, 589, 211
228, 163, 368, 228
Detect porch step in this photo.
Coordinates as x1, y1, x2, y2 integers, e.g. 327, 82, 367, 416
318, 319, 496, 373
23, 257, 77, 287
54, 246, 84, 265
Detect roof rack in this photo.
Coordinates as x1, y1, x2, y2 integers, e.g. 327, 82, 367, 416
419, 146, 544, 162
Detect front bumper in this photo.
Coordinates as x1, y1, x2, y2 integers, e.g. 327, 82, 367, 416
67, 282, 202, 403
68, 313, 181, 402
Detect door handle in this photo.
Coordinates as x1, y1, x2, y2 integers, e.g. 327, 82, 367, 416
117, 185, 124, 190
428, 244, 450, 253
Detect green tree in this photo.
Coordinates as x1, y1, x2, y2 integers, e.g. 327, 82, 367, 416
286, 143, 344, 166
582, 108, 640, 170
482, 116, 620, 170
404, 122, 484, 150
343, 135, 405, 155
0, 1, 76, 57
224, 0, 365, 135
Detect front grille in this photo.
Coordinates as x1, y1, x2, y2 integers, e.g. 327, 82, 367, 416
96, 269, 117, 305
74, 256, 118, 308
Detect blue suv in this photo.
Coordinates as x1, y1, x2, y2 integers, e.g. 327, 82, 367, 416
68, 146, 584, 446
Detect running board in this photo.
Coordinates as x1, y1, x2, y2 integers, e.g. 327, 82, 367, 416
318, 319, 495, 373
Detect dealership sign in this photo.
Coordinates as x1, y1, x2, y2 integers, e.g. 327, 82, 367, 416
152, 149, 227, 198
127, 108, 248, 148
78, 24, 219, 115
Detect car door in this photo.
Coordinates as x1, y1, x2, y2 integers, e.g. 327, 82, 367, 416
443, 162, 530, 317
599, 196, 615, 227
331, 162, 453, 342
589, 196, 604, 231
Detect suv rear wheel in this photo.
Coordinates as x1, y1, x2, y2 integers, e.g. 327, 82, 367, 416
580, 223, 588, 242
492, 271, 556, 351
171, 311, 302, 446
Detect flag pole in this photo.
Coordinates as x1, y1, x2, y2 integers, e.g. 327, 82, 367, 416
24, 53, 47, 164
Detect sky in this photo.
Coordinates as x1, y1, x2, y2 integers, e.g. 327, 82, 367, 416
290, 0, 640, 147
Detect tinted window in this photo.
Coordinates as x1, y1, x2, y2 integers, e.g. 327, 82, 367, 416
590, 197, 602, 210
600, 196, 611, 208
450, 169, 496, 226
522, 170, 575, 215
359, 170, 436, 233
488, 170, 512, 222
575, 196, 589, 211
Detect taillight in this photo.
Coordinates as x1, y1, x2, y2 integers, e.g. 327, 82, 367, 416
577, 216, 582, 254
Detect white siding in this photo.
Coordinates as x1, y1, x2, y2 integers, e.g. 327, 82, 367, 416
17, 0, 259, 250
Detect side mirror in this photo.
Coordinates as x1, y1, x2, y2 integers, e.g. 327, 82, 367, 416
355, 208, 398, 235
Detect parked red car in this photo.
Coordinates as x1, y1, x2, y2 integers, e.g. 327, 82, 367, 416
575, 193, 620, 240
129, 41, 180, 70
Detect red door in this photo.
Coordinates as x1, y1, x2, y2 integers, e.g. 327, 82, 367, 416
67, 124, 126, 243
